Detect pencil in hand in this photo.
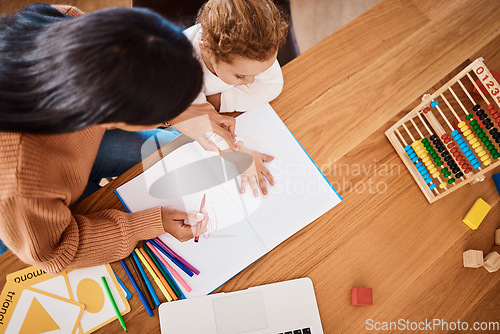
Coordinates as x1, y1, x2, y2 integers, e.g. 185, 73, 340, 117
195, 194, 206, 243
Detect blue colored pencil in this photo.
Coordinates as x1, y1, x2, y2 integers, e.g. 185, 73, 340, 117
131, 250, 161, 307
149, 239, 194, 277
119, 259, 154, 316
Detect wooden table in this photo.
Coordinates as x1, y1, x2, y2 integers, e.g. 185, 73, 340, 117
2, 0, 500, 332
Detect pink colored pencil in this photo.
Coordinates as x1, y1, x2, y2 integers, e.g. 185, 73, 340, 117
194, 194, 206, 243
153, 237, 200, 275
146, 241, 192, 292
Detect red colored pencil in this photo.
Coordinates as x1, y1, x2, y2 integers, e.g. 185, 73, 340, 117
194, 194, 206, 243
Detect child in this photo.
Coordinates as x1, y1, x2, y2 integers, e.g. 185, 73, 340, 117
184, 0, 289, 196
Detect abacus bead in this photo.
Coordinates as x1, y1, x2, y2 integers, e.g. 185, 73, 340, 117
415, 162, 423, 167
451, 130, 459, 137
456, 137, 465, 145
491, 148, 498, 155
433, 157, 440, 162
494, 132, 500, 139
473, 162, 481, 169
450, 147, 458, 153
464, 167, 472, 173
469, 138, 478, 145
486, 123, 493, 130
480, 155, 489, 162
422, 172, 430, 179
453, 151, 460, 158
425, 177, 432, 183
473, 104, 481, 111
429, 183, 437, 190
463, 129, 472, 136
472, 142, 480, 149
484, 159, 492, 166
443, 137, 451, 144
479, 114, 487, 120
425, 160, 433, 167
452, 167, 460, 174
465, 151, 474, 159
430, 134, 437, 140
466, 134, 475, 141
491, 128, 498, 135
441, 133, 449, 139
470, 158, 479, 165
441, 167, 449, 173
496, 137, 500, 143
432, 172, 440, 178
455, 155, 463, 162
459, 142, 468, 150
477, 109, 485, 116
482, 118, 491, 125
474, 146, 482, 153
455, 172, 464, 178
458, 121, 467, 128
470, 119, 478, 126
431, 152, 438, 159
447, 178, 455, 184
411, 157, 418, 162
478, 150, 486, 157
423, 107, 431, 113
431, 101, 439, 107
429, 167, 437, 174
439, 182, 447, 189
494, 153, 500, 159
447, 142, 455, 149
465, 114, 473, 120
487, 104, 495, 110
437, 161, 444, 166
444, 171, 451, 177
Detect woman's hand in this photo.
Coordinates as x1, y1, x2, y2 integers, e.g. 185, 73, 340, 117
170, 103, 237, 152
222, 143, 275, 197
161, 207, 208, 242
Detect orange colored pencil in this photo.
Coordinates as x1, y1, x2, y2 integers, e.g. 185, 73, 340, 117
138, 247, 178, 301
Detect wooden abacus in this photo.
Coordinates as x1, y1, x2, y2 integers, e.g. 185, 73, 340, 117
386, 58, 500, 203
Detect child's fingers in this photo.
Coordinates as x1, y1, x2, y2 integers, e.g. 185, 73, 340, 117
258, 175, 268, 196
240, 175, 248, 194
261, 153, 274, 162
261, 166, 275, 186
248, 175, 260, 197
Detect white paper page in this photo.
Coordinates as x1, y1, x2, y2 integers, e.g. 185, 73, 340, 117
157, 221, 267, 298
231, 104, 342, 249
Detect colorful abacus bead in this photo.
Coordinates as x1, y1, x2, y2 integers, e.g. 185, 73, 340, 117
404, 145, 419, 163
411, 140, 437, 189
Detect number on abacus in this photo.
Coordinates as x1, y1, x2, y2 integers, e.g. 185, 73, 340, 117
476, 66, 484, 75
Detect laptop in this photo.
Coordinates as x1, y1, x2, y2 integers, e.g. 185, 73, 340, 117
159, 278, 324, 334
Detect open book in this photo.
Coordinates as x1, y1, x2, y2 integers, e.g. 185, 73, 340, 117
115, 104, 342, 297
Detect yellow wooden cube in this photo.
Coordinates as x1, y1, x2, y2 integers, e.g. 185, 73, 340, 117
462, 198, 491, 230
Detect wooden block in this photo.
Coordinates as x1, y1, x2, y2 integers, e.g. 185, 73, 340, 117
483, 251, 500, 273
351, 287, 372, 306
495, 229, 500, 246
463, 250, 484, 268
462, 198, 491, 230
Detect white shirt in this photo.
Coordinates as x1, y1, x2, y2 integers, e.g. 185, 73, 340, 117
183, 24, 284, 113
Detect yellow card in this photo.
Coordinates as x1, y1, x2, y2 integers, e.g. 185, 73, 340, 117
0, 281, 84, 334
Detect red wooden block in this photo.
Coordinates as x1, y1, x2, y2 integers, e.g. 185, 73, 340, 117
351, 287, 373, 306
473, 68, 500, 96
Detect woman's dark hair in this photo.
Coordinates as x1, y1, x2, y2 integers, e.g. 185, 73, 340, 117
0, 4, 203, 133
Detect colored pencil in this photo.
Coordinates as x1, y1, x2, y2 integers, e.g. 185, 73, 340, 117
153, 237, 200, 275
119, 259, 153, 317
136, 248, 172, 302
195, 194, 206, 242
128, 256, 155, 311
131, 250, 160, 307
149, 239, 194, 277
101, 276, 127, 332
147, 241, 192, 293
143, 243, 183, 299
139, 247, 176, 301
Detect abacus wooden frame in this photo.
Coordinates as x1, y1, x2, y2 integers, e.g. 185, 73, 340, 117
385, 58, 500, 203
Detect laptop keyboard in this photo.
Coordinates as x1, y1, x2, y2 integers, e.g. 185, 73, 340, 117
279, 328, 311, 334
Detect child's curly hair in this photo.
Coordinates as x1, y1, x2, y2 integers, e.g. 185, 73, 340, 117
196, 0, 289, 63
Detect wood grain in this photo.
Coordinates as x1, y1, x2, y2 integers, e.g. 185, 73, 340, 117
1, 0, 500, 333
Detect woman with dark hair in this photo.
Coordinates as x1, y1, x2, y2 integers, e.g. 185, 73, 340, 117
0, 4, 236, 273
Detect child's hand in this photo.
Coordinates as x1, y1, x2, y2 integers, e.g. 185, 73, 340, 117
223, 143, 275, 197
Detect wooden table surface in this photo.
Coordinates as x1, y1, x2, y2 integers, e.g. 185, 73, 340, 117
2, 0, 500, 333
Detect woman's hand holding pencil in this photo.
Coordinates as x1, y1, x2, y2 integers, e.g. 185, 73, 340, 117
161, 207, 208, 242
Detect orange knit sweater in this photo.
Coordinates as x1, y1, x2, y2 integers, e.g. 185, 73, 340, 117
0, 6, 166, 274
